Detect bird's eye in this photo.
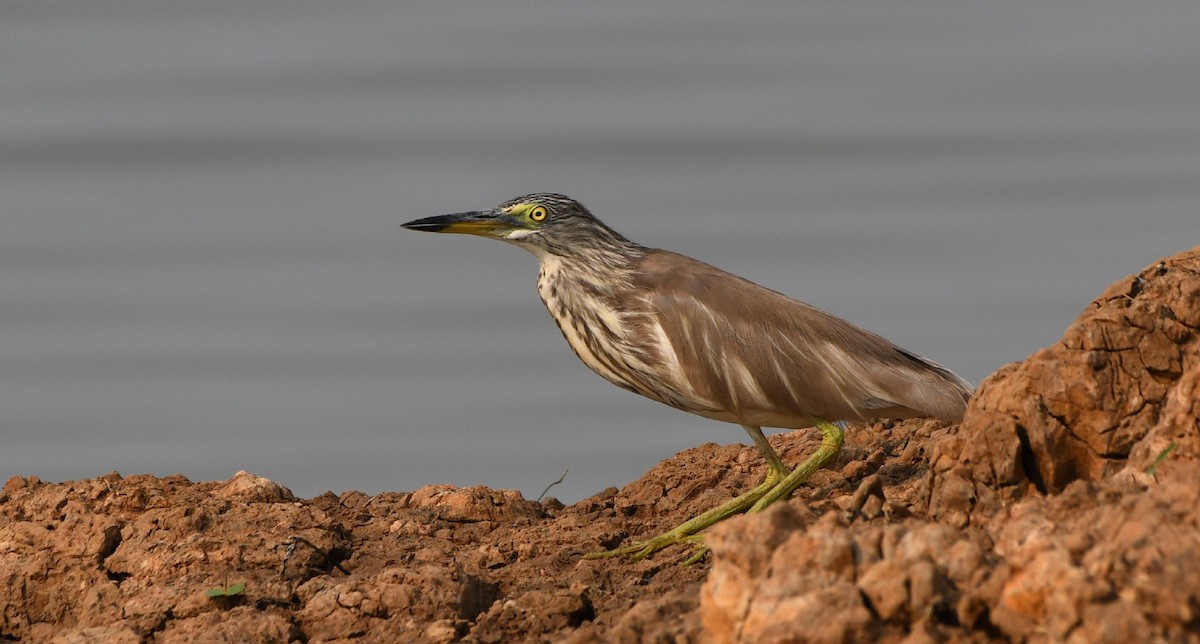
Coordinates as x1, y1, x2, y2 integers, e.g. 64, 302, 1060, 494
529, 206, 548, 222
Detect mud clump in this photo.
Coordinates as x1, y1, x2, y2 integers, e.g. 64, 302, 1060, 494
3, 247, 1198, 642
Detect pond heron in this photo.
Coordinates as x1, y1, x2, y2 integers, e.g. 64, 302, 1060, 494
402, 193, 973, 562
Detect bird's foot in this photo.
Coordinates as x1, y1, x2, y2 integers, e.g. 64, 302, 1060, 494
583, 531, 708, 563
583, 420, 845, 565
583, 473, 784, 564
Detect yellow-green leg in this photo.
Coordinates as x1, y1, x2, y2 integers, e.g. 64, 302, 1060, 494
584, 420, 844, 563
750, 419, 844, 512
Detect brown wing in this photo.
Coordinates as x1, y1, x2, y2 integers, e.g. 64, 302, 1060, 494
633, 250, 972, 427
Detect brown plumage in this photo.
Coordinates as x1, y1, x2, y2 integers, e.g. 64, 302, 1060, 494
627, 250, 971, 425
531, 242, 971, 431
403, 192, 973, 562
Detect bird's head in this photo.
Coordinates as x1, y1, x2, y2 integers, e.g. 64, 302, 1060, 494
402, 193, 631, 258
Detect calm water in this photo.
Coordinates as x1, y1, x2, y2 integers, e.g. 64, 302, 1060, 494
2, 1, 1198, 502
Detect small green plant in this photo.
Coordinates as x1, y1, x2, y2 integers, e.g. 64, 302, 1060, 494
205, 582, 245, 599
1145, 443, 1177, 477
206, 571, 246, 605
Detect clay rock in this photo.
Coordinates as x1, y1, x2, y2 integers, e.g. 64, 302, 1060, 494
407, 484, 545, 523
700, 471, 1200, 642
930, 247, 1200, 517
296, 565, 500, 642
700, 507, 989, 643
0, 472, 347, 641
48, 625, 141, 643
155, 608, 302, 643
984, 471, 1200, 642
471, 587, 594, 642
571, 589, 700, 643
215, 471, 295, 502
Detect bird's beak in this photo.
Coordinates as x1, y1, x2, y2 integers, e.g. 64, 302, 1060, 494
401, 209, 517, 238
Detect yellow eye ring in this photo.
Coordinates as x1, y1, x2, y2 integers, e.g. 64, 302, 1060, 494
529, 206, 548, 222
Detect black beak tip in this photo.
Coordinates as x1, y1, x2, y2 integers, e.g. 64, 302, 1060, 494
400, 216, 449, 232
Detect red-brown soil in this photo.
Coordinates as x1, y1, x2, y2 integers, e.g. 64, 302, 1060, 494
3, 247, 1198, 642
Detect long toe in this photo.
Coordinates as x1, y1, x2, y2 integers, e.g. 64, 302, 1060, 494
584, 471, 784, 563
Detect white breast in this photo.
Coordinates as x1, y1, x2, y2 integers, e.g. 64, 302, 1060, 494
535, 255, 712, 414
536, 255, 631, 388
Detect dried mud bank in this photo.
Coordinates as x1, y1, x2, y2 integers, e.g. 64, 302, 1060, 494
3, 247, 1198, 643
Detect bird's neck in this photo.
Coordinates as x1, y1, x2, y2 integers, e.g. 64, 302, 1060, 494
517, 223, 643, 280
537, 238, 644, 293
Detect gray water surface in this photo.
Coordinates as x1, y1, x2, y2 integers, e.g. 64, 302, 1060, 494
2, 1, 1198, 502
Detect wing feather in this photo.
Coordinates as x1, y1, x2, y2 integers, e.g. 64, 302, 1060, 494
633, 250, 972, 427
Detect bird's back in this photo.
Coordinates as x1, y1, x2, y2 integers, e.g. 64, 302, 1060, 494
625, 250, 973, 427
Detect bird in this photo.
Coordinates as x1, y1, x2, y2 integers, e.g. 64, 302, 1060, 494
402, 193, 973, 562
